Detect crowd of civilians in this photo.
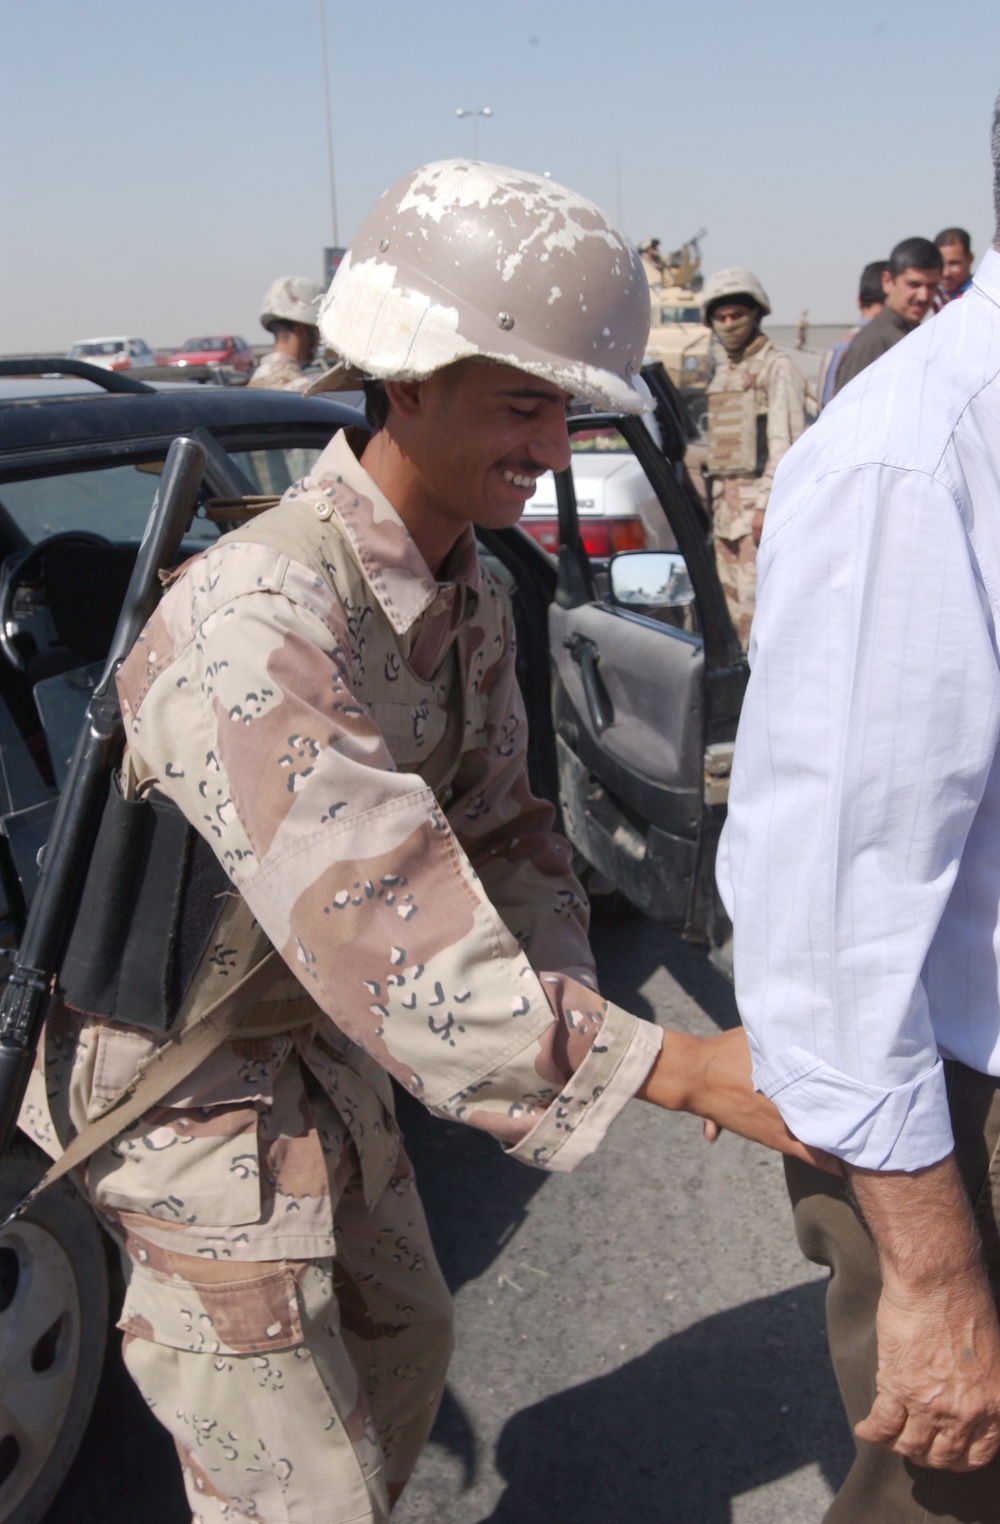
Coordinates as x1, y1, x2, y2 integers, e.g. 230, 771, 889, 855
816, 226, 976, 408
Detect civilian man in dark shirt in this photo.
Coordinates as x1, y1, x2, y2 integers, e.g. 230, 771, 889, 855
936, 225, 976, 302
834, 237, 942, 395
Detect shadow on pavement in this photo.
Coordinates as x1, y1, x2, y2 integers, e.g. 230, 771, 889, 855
483, 1279, 853, 1524
589, 907, 742, 1032
394, 1086, 549, 1295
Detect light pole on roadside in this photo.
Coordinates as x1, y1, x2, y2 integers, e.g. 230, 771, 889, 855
455, 106, 493, 158
318, 0, 339, 247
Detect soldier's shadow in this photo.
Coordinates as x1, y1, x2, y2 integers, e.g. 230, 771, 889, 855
481, 1279, 853, 1524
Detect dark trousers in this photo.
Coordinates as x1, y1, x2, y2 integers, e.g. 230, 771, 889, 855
785, 1061, 1000, 1523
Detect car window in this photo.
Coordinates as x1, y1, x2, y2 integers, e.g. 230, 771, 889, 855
570, 426, 631, 454
0, 463, 220, 544
229, 447, 324, 495
70, 341, 122, 358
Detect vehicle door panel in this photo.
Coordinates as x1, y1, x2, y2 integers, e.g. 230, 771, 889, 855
550, 602, 704, 924
548, 389, 746, 941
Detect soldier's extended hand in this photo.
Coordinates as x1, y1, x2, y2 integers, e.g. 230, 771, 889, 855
637, 1025, 842, 1175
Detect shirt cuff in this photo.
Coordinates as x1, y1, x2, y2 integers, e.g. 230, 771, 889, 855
505, 1005, 663, 1173
755, 1044, 953, 1170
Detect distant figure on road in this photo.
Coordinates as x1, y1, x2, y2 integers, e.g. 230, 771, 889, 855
833, 237, 941, 395
795, 309, 809, 350
935, 225, 975, 303
248, 275, 323, 392
817, 260, 888, 409
702, 268, 806, 648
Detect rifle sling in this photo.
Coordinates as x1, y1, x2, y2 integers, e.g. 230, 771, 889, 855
11, 947, 300, 1219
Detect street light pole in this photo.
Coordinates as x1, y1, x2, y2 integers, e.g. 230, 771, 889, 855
455, 106, 493, 158
318, 0, 338, 247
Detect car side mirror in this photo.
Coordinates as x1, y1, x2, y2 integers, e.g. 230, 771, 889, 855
608, 550, 694, 610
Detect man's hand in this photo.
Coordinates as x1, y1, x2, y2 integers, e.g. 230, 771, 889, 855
850, 1157, 1000, 1470
751, 508, 765, 546
637, 1026, 841, 1174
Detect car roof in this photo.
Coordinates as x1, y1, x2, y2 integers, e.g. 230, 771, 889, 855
69, 336, 139, 345
0, 382, 364, 470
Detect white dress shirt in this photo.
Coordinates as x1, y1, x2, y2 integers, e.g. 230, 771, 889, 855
717, 247, 1000, 1171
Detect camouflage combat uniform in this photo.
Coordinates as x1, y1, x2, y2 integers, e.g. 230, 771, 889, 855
247, 349, 313, 394
706, 336, 806, 647
21, 426, 663, 1523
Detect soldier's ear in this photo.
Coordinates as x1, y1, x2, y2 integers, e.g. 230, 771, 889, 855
384, 379, 424, 421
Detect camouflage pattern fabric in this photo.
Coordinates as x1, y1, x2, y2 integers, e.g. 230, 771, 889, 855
21, 425, 662, 1520
119, 1137, 451, 1523
714, 529, 758, 651
706, 336, 806, 539
247, 349, 313, 394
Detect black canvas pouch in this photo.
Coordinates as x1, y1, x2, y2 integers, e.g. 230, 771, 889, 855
59, 776, 229, 1031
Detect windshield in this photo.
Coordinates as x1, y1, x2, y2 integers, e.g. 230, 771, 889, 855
0, 463, 220, 544
0, 446, 325, 548
180, 337, 228, 352
69, 341, 124, 357
660, 308, 702, 324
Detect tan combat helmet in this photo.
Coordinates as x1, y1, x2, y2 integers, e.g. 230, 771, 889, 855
310, 159, 652, 413
260, 276, 324, 333
701, 268, 771, 324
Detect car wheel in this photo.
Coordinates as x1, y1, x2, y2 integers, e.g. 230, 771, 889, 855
0, 1137, 109, 1524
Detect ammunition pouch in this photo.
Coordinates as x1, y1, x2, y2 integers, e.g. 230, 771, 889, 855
59, 777, 230, 1032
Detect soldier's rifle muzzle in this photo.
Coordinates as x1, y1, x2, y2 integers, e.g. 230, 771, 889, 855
0, 436, 207, 1154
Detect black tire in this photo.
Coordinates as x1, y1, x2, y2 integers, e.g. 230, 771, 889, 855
0, 1135, 109, 1524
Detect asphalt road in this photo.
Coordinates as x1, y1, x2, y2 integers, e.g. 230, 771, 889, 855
44, 911, 853, 1523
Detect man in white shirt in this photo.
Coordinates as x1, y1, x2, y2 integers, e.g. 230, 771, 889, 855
719, 91, 1000, 1522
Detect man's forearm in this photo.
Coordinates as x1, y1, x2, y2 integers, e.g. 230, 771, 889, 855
637, 1027, 840, 1171
847, 1154, 985, 1291
846, 1153, 1000, 1469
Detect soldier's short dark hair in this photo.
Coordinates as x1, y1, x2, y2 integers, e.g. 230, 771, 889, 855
363, 379, 388, 432
859, 261, 889, 306
935, 227, 972, 254
887, 238, 943, 277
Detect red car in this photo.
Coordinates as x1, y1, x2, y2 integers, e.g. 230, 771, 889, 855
167, 335, 256, 374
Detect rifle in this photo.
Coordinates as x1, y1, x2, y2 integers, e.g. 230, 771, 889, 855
0, 435, 207, 1153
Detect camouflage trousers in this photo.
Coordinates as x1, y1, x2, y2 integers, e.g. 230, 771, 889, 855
98, 1129, 453, 1522
713, 531, 757, 651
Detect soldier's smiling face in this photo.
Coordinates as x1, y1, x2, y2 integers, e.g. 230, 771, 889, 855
386, 359, 574, 532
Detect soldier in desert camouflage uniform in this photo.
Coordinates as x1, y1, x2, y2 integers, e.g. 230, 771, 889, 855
20, 163, 827, 1524
247, 276, 323, 394
703, 269, 806, 648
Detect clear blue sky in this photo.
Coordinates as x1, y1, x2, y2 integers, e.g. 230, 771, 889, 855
2, 0, 998, 352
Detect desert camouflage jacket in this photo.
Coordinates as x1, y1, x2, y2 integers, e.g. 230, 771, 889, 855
246, 349, 313, 393
20, 430, 661, 1261
707, 337, 806, 538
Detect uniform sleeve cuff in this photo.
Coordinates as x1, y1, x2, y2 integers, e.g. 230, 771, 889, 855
505, 1006, 663, 1173
755, 1045, 954, 1170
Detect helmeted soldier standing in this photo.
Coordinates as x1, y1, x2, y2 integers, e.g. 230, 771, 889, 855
703, 269, 806, 648
20, 163, 825, 1524
248, 275, 324, 393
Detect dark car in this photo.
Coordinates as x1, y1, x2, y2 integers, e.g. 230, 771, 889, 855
0, 356, 745, 1523
166, 334, 256, 375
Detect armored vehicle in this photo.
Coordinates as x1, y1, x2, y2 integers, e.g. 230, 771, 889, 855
640, 231, 714, 431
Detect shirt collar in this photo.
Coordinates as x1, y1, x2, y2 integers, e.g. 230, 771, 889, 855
972, 249, 1000, 307
301, 428, 481, 636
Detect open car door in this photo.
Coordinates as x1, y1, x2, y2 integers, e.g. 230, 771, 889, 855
549, 369, 748, 949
